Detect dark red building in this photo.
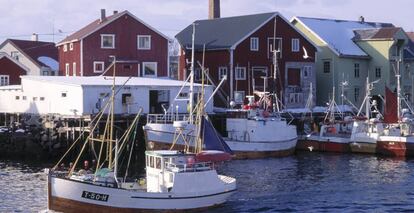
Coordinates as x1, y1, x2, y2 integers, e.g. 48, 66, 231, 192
0, 53, 28, 85
57, 10, 170, 77
176, 12, 318, 108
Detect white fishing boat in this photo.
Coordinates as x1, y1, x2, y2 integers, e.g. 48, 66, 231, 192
144, 22, 297, 159
46, 57, 236, 212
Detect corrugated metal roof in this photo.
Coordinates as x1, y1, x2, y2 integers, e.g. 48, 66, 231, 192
175, 13, 275, 51
295, 17, 393, 57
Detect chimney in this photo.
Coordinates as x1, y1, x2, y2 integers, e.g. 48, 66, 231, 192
100, 9, 106, 22
113, 10, 118, 15
359, 16, 365, 23
208, 0, 220, 19
31, 33, 38, 41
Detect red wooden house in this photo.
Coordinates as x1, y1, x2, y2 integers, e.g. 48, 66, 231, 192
0, 53, 28, 85
57, 10, 170, 77
176, 12, 318, 108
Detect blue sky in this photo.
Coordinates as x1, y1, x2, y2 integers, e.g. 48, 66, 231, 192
0, 0, 413, 43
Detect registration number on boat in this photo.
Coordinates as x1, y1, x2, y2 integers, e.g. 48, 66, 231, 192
81, 191, 109, 202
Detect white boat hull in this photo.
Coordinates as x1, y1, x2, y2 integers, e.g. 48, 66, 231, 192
48, 175, 235, 211
144, 122, 297, 159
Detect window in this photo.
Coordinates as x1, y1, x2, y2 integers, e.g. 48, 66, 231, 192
289, 93, 303, 104
291, 38, 300, 52
33, 97, 38, 101
101, 34, 115, 49
0, 75, 9, 86
40, 97, 45, 101
10, 51, 19, 61
354, 87, 360, 102
235, 67, 246, 80
268, 37, 282, 59
69, 43, 73, 51
354, 63, 360, 78
15, 96, 20, 100
143, 62, 157, 77
61, 92, 67, 98
73, 62, 77, 76
178, 92, 188, 98
375, 67, 381, 78
303, 66, 312, 78
234, 91, 245, 103
63, 44, 67, 52
65, 63, 70, 76
42, 71, 49, 76
250, 37, 259, 51
122, 93, 132, 105
22, 96, 27, 100
218, 67, 227, 80
137, 35, 151, 50
93, 61, 105, 73
323, 61, 330, 73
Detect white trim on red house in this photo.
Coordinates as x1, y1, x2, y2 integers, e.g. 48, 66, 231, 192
93, 61, 105, 73
80, 40, 84, 76
137, 35, 151, 50
142, 62, 157, 77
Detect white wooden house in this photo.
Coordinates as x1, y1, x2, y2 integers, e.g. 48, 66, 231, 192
0, 76, 213, 116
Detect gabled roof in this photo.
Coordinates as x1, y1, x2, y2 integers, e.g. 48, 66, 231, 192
0, 39, 58, 69
292, 16, 393, 57
176, 12, 277, 51
353, 27, 402, 41
0, 52, 30, 73
57, 10, 170, 46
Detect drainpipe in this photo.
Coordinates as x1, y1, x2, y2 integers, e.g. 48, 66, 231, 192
229, 49, 234, 101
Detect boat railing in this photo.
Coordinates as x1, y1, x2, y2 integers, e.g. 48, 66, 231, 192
164, 161, 212, 173
147, 114, 194, 124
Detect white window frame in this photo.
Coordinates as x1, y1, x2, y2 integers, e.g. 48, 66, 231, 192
63, 44, 67, 52
69, 43, 73, 51
93, 61, 105, 73
218, 67, 227, 80
65, 63, 70, 76
1, 75, 10, 86
101, 34, 115, 49
234, 91, 245, 104
303, 66, 312, 78
291, 38, 300, 52
250, 37, 259, 51
267, 37, 283, 59
143, 62, 157, 77
0, 75, 10, 86
73, 62, 77, 76
289, 93, 303, 104
235, 67, 246, 80
137, 35, 151, 50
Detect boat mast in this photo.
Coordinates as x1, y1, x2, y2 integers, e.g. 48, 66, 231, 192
272, 15, 280, 113
397, 49, 402, 122
365, 77, 370, 119
189, 23, 196, 124
109, 56, 116, 170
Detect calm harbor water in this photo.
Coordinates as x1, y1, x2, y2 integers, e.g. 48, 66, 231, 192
1, 152, 414, 212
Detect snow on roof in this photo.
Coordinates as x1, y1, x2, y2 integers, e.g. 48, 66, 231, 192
20, 76, 209, 87
296, 17, 393, 57
37, 56, 58, 70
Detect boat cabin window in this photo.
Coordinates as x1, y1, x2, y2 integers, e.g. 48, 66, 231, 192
155, 157, 161, 169
150, 156, 154, 168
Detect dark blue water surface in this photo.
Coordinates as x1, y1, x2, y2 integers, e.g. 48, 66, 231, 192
2, 152, 414, 212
